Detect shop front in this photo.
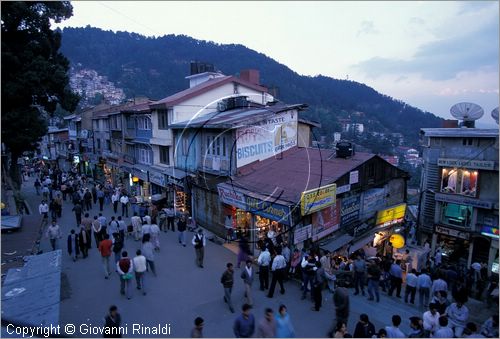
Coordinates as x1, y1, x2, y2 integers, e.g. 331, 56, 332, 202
149, 169, 167, 197
166, 175, 191, 216
433, 224, 471, 267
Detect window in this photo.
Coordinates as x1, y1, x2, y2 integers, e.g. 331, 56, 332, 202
462, 138, 473, 146
126, 117, 135, 129
160, 146, 170, 165
96, 139, 101, 150
441, 168, 478, 197
105, 140, 111, 151
441, 203, 473, 228
138, 147, 152, 164
93, 120, 99, 130
104, 119, 109, 129
206, 134, 227, 157
182, 135, 189, 156
158, 110, 168, 130
137, 117, 151, 130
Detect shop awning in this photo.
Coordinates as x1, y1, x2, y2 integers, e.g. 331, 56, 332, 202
321, 234, 353, 253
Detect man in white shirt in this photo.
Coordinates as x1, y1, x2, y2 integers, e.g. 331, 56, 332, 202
131, 213, 143, 241
404, 269, 418, 304
257, 247, 271, 291
111, 191, 120, 214
120, 194, 129, 218
39, 200, 49, 220
423, 303, 440, 337
45, 220, 62, 251
417, 268, 433, 308
267, 248, 287, 298
385, 315, 406, 338
446, 301, 469, 337
192, 229, 206, 268
133, 249, 147, 296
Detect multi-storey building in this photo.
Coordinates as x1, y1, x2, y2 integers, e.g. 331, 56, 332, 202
419, 127, 499, 274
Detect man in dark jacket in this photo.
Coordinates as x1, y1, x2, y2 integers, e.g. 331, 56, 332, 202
72, 203, 83, 227
221, 263, 235, 313
103, 305, 122, 338
353, 313, 376, 338
233, 303, 255, 338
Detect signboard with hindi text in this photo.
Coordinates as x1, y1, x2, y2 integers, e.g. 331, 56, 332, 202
300, 183, 336, 216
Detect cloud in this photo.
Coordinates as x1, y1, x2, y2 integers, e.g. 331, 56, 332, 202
409, 17, 425, 25
353, 17, 499, 80
458, 1, 497, 15
356, 20, 379, 37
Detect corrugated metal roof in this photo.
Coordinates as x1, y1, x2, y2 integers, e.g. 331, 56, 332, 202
420, 128, 499, 138
227, 147, 376, 204
170, 103, 306, 129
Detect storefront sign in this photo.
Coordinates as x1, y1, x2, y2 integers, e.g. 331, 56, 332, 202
376, 203, 406, 227
435, 193, 493, 209
300, 183, 337, 216
352, 222, 373, 237
235, 110, 298, 168
480, 226, 499, 239
218, 185, 247, 210
312, 203, 341, 241
336, 184, 351, 195
340, 195, 361, 227
132, 168, 148, 181
435, 225, 470, 240
438, 158, 495, 170
167, 176, 184, 187
149, 171, 166, 187
246, 196, 291, 225
360, 188, 386, 218
349, 171, 359, 184
294, 224, 312, 244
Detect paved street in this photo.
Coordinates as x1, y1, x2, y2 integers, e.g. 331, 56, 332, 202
11, 176, 489, 338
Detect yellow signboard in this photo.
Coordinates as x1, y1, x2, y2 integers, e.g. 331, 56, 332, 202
300, 184, 336, 216
376, 203, 407, 227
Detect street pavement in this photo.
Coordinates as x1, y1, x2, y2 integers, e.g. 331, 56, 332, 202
13, 176, 494, 338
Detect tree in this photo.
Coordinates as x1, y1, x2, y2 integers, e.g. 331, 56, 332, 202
1, 1, 79, 186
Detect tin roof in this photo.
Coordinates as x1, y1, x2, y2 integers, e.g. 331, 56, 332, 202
150, 76, 268, 109
226, 147, 376, 204
169, 103, 307, 129
420, 128, 499, 138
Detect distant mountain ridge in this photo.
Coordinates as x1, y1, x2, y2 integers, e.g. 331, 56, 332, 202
59, 26, 443, 148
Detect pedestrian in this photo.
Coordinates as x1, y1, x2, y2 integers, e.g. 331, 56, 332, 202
116, 251, 133, 299
39, 200, 49, 220
267, 247, 287, 298
67, 229, 80, 262
408, 316, 425, 338
237, 235, 252, 268
81, 213, 93, 249
233, 303, 255, 338
54, 193, 63, 218
367, 261, 381, 302
224, 215, 233, 243
275, 304, 295, 338
42, 185, 49, 200
130, 213, 142, 241
384, 315, 405, 338
34, 178, 41, 195
257, 308, 276, 338
120, 194, 129, 217
97, 188, 105, 212
422, 303, 440, 337
117, 216, 126, 240
103, 305, 123, 338
72, 202, 83, 227
112, 232, 124, 265
191, 317, 204, 338
301, 254, 317, 300
190, 229, 206, 267
241, 259, 254, 306
332, 321, 348, 338
445, 298, 469, 337
141, 234, 157, 276
93, 215, 103, 247
405, 268, 418, 304
333, 286, 350, 327
141, 219, 151, 240
353, 255, 366, 296
111, 190, 120, 214
99, 234, 113, 279
61, 182, 67, 201
257, 246, 271, 291
289, 248, 301, 277
166, 205, 175, 232
83, 188, 92, 211
108, 216, 120, 237
480, 314, 499, 338
432, 290, 450, 315
353, 314, 376, 338
312, 261, 334, 311
150, 222, 161, 251
417, 268, 432, 308
92, 184, 98, 205
45, 220, 62, 251
221, 262, 235, 313
49, 199, 59, 221
78, 224, 89, 258
133, 249, 147, 296
388, 259, 403, 298
177, 215, 187, 246
431, 273, 448, 298
433, 316, 454, 338
377, 328, 387, 338
463, 322, 483, 338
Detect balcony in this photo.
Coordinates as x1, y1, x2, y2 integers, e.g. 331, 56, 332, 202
124, 128, 136, 140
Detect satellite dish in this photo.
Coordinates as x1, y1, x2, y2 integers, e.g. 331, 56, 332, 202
450, 102, 484, 128
491, 107, 499, 124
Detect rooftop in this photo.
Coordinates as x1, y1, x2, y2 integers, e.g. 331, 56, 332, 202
226, 147, 376, 204
420, 128, 499, 138
150, 75, 268, 109
169, 102, 307, 129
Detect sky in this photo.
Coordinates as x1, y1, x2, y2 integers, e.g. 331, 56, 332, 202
55, 1, 499, 128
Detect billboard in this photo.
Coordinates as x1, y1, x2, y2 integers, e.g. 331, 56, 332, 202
312, 202, 341, 241
375, 203, 407, 227
360, 188, 386, 219
235, 110, 298, 167
340, 195, 361, 227
300, 183, 336, 216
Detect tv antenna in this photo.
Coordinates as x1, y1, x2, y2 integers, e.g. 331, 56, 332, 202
491, 107, 499, 124
450, 102, 484, 128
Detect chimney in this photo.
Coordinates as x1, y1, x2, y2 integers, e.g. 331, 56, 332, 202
240, 69, 260, 86
442, 119, 459, 128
